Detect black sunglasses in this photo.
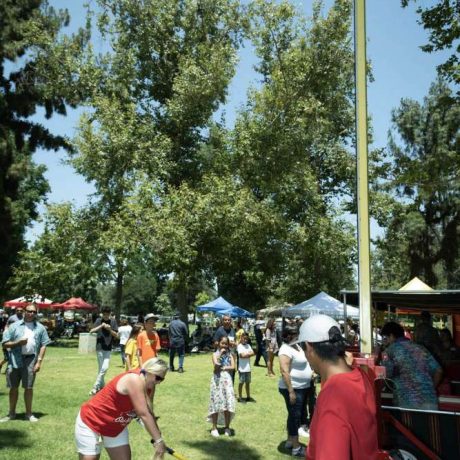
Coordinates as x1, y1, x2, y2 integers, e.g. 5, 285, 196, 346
25, 310, 37, 313
155, 374, 164, 382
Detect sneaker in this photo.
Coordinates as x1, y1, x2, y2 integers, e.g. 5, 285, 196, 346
285, 440, 293, 449
0, 414, 15, 423
246, 397, 256, 402
237, 397, 246, 403
178, 367, 184, 373
210, 429, 219, 438
169, 367, 175, 372
292, 446, 306, 457
89, 387, 99, 396
298, 426, 309, 438
224, 428, 232, 437
27, 414, 38, 422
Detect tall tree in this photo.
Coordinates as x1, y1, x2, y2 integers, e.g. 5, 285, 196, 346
70, 0, 243, 317
374, 79, 460, 288
0, 0, 89, 298
228, 0, 356, 302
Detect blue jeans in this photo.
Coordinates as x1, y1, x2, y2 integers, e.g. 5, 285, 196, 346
279, 387, 308, 436
94, 348, 111, 389
120, 344, 126, 365
169, 344, 185, 370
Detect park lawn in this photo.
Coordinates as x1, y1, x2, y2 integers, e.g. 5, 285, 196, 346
0, 345, 308, 460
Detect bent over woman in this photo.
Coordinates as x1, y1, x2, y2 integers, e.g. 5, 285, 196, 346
75, 357, 168, 460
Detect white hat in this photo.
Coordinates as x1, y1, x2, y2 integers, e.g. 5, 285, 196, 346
298, 314, 341, 343
144, 313, 159, 322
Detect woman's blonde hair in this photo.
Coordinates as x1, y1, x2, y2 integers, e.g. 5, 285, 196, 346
140, 358, 168, 418
142, 357, 168, 376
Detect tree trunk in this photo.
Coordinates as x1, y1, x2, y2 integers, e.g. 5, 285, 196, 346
115, 264, 124, 319
176, 275, 188, 324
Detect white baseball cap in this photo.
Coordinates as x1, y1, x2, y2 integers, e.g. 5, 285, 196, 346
297, 314, 341, 343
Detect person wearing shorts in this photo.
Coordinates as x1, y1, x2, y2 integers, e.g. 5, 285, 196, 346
75, 357, 168, 460
237, 333, 254, 402
0, 303, 51, 422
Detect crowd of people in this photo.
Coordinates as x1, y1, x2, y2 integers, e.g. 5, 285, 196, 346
0, 303, 459, 459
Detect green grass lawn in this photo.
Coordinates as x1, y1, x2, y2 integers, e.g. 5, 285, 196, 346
0, 344, 308, 459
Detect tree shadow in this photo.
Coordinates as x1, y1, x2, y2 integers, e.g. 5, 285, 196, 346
0, 429, 32, 449
49, 339, 78, 348
185, 436, 264, 460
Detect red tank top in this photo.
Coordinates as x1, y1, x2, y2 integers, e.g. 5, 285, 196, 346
80, 369, 142, 437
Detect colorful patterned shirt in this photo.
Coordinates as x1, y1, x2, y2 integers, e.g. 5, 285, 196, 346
382, 337, 441, 410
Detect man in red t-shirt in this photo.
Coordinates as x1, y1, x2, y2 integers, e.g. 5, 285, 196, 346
137, 314, 161, 368
298, 315, 379, 460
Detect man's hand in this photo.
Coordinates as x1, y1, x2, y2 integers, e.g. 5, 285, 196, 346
153, 440, 166, 459
33, 362, 41, 374
17, 337, 28, 346
289, 390, 296, 405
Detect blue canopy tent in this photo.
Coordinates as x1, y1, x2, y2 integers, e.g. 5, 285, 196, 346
282, 291, 359, 319
196, 297, 254, 318
196, 296, 234, 314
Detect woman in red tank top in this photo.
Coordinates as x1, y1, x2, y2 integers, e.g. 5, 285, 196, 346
75, 357, 168, 459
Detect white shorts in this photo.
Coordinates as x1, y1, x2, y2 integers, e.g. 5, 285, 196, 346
75, 411, 129, 455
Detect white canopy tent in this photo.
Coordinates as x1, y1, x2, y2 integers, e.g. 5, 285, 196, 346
283, 291, 359, 320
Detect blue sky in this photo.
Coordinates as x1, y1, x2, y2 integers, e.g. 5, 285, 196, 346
27, 0, 450, 241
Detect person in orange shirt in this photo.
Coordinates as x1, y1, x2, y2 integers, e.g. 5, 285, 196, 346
137, 314, 161, 367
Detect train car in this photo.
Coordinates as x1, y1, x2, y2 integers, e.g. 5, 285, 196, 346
343, 289, 460, 460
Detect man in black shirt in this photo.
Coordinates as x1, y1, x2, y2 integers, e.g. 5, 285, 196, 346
254, 313, 268, 367
168, 312, 188, 373
213, 315, 236, 345
88, 307, 118, 395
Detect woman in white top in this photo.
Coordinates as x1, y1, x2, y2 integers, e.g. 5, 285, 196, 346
278, 324, 312, 457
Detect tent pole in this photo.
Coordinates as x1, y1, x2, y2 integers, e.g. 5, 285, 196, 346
354, 0, 372, 354
343, 294, 349, 340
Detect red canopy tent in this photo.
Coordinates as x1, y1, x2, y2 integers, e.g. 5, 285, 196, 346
3, 295, 53, 309
51, 297, 96, 311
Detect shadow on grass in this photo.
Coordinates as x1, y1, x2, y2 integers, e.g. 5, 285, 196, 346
0, 428, 32, 449
48, 339, 78, 348
185, 436, 265, 460
5, 411, 48, 421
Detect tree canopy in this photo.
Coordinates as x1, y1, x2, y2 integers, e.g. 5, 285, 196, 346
10, 1, 459, 316
402, 0, 460, 88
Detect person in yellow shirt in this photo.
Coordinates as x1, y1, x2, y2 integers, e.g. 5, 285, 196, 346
235, 320, 245, 344
125, 324, 143, 371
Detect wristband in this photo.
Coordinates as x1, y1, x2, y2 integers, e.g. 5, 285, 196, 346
152, 437, 163, 445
